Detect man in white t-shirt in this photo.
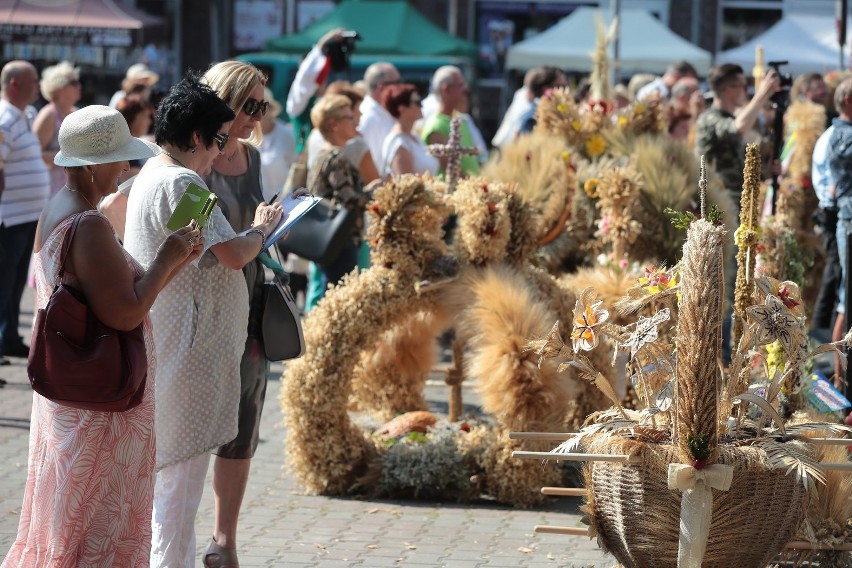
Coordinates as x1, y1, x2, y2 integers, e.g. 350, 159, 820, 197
358, 62, 400, 169
0, 61, 50, 358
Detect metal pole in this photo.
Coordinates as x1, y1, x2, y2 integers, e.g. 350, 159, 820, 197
690, 0, 701, 47
839, 0, 848, 70
286, 0, 296, 34
611, 0, 620, 83
846, 225, 852, 401
173, 0, 183, 82
448, 0, 458, 37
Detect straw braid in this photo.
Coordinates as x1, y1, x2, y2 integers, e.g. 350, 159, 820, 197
676, 218, 725, 465
732, 144, 761, 348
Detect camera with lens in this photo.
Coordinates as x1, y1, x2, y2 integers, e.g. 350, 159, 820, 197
767, 60, 793, 102
323, 30, 361, 72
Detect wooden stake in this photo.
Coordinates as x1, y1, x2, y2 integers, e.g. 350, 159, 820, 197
512, 451, 635, 463
532, 531, 852, 551
509, 432, 851, 445
445, 338, 465, 422
509, 432, 576, 441
804, 437, 852, 445
541, 487, 586, 497
784, 541, 852, 551
534, 525, 588, 536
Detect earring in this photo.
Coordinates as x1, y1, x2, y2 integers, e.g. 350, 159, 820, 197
91, 172, 94, 184
191, 146, 196, 154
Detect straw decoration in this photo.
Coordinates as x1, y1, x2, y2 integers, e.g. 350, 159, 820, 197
675, 216, 725, 466
732, 143, 762, 349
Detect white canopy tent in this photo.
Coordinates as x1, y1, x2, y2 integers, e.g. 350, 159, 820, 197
718, 14, 851, 77
505, 7, 711, 76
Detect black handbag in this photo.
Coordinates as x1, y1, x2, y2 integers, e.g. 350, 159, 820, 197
261, 275, 305, 361
276, 199, 356, 266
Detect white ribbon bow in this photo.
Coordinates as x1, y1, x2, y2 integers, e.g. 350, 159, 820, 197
667, 463, 734, 568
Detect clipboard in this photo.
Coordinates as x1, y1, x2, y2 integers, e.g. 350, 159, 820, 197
166, 182, 218, 231
262, 193, 323, 249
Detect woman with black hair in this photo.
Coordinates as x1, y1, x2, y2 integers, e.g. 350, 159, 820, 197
123, 74, 283, 568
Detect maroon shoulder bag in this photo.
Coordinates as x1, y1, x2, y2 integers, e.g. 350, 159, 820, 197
27, 212, 148, 412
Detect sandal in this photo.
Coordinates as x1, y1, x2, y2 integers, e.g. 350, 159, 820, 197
203, 537, 239, 568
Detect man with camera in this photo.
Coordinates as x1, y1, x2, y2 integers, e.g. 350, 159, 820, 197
695, 63, 781, 203
286, 28, 353, 153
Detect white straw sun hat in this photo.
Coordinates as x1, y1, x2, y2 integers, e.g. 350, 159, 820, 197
125, 63, 159, 86
54, 105, 160, 167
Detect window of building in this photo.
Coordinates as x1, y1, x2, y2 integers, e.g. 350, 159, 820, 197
721, 1, 783, 50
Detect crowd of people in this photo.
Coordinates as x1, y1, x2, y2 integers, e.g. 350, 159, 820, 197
0, 26, 849, 566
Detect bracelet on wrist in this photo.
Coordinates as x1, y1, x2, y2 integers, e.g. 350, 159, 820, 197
246, 227, 266, 247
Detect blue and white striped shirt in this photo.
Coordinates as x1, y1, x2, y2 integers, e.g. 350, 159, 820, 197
0, 100, 49, 227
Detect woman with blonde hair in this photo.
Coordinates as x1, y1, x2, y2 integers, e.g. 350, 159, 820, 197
305, 93, 376, 310
307, 81, 379, 183
199, 60, 291, 568
33, 61, 82, 196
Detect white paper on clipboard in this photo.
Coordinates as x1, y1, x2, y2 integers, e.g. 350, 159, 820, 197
261, 193, 322, 249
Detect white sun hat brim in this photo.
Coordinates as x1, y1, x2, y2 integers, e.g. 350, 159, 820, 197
55, 137, 160, 167
54, 105, 161, 167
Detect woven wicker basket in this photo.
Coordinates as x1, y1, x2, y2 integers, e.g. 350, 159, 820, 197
583, 442, 809, 568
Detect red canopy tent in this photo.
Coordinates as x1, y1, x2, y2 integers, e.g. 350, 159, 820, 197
0, 0, 162, 30
0, 0, 164, 68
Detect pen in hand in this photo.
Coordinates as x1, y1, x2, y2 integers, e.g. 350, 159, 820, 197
267, 192, 279, 204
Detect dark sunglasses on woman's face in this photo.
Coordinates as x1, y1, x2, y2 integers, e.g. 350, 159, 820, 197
213, 132, 229, 151
242, 98, 269, 117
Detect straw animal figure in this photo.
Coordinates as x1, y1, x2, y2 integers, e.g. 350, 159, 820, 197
281, 174, 618, 505
481, 132, 587, 272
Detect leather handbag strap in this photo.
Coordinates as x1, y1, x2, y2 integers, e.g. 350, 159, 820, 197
57, 212, 87, 281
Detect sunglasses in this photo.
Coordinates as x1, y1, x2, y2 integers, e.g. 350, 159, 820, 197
212, 132, 229, 151
242, 98, 269, 117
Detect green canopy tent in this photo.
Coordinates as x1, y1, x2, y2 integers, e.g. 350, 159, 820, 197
264, 0, 477, 58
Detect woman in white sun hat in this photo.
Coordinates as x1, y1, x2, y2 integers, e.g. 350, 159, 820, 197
0, 105, 204, 567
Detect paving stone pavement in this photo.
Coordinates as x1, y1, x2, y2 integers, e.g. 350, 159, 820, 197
0, 286, 616, 567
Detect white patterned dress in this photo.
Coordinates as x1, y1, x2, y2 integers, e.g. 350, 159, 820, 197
124, 165, 248, 470
2, 212, 156, 568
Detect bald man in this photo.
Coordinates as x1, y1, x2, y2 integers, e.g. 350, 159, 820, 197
358, 62, 401, 168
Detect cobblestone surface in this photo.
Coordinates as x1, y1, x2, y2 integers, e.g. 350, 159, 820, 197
0, 286, 615, 567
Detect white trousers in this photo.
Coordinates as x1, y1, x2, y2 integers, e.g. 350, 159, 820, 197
150, 453, 211, 568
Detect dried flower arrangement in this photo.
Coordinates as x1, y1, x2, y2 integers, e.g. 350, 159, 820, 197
516, 162, 852, 567
280, 173, 620, 505
524, 81, 737, 270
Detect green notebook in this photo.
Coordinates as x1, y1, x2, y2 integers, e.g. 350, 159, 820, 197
166, 182, 218, 231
